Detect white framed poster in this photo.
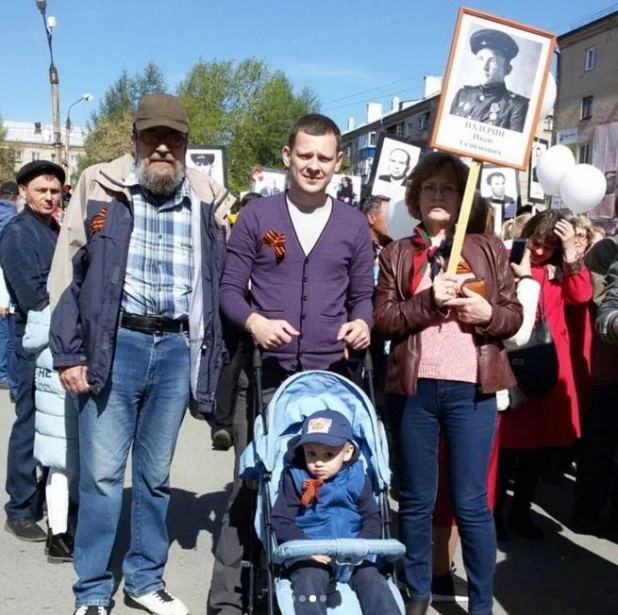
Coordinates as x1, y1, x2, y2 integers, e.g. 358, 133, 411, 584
327, 174, 362, 207
186, 145, 227, 188
528, 137, 548, 203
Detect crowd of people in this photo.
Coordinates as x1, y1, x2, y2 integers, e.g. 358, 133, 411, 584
0, 93, 617, 615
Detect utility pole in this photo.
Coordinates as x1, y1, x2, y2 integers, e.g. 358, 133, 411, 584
35, 0, 64, 169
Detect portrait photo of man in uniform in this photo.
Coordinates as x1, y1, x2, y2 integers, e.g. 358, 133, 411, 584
450, 28, 531, 133
431, 9, 554, 169
186, 146, 227, 187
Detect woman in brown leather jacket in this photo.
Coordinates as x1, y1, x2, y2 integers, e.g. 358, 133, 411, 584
374, 152, 522, 615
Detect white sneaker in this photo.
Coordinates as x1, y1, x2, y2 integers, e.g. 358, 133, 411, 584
127, 589, 189, 615
73, 607, 108, 615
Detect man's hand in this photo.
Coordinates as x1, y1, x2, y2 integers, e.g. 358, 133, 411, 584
245, 313, 299, 350
310, 555, 332, 565
58, 365, 91, 394
445, 285, 493, 325
337, 319, 370, 351
0, 307, 9, 318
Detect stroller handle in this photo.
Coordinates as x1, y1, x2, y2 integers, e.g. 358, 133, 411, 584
273, 538, 405, 566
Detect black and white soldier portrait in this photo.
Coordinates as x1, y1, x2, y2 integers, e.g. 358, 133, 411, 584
450, 29, 529, 133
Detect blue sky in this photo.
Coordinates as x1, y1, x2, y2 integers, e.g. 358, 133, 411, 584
0, 0, 615, 132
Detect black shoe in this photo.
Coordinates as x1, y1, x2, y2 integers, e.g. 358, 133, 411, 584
570, 513, 607, 537
494, 514, 509, 543
212, 429, 233, 451
431, 572, 468, 603
5, 517, 47, 542
406, 597, 431, 615
9, 395, 16, 403
508, 509, 544, 540
0, 380, 9, 390
46, 529, 74, 563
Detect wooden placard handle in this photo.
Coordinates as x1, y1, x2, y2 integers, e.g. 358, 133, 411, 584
447, 160, 482, 274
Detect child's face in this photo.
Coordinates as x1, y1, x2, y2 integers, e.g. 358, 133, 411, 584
302, 442, 354, 480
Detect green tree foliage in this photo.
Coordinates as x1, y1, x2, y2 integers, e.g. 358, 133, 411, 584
178, 58, 319, 192
0, 115, 16, 183
78, 62, 167, 173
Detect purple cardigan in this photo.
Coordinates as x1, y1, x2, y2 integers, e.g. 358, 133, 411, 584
220, 194, 374, 371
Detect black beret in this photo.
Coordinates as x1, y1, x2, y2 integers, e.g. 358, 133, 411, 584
470, 28, 519, 62
15, 160, 65, 187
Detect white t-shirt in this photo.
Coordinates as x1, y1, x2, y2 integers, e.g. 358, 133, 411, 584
286, 195, 332, 255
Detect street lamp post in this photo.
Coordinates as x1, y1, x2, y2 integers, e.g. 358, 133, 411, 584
35, 0, 63, 168
65, 93, 93, 176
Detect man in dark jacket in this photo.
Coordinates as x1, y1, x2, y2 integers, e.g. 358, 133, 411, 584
49, 94, 233, 615
1, 162, 64, 543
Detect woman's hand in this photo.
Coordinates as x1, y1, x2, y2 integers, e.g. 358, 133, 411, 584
554, 219, 579, 262
510, 246, 532, 279
433, 272, 459, 308
445, 285, 493, 325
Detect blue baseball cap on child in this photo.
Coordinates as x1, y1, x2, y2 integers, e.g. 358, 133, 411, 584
296, 410, 354, 449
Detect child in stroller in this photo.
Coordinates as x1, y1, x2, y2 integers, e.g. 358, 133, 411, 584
272, 409, 402, 614
240, 367, 405, 615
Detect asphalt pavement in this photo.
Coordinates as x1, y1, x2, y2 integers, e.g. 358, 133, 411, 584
0, 388, 616, 614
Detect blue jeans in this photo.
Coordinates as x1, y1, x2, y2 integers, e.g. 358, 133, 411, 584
4, 337, 40, 520
73, 327, 190, 608
399, 379, 497, 615
0, 314, 17, 397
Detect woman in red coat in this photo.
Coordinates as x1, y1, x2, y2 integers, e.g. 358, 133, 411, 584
496, 210, 593, 540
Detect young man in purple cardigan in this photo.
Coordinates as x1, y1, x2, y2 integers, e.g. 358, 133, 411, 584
208, 114, 375, 615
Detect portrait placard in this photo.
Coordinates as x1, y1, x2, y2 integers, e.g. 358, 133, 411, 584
250, 167, 288, 197
186, 146, 227, 188
430, 8, 555, 170
480, 164, 519, 235
326, 174, 363, 207
368, 134, 423, 203
528, 138, 548, 203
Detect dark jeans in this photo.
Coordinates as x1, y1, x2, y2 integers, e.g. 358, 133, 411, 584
399, 379, 497, 615
0, 314, 17, 397
208, 356, 365, 615
288, 561, 400, 615
4, 339, 40, 520
574, 385, 618, 523
495, 449, 542, 521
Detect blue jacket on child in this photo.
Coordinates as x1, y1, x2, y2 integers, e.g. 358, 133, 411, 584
272, 452, 382, 544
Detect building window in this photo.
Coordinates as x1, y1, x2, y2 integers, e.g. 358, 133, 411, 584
395, 123, 403, 137
368, 132, 377, 147
14, 150, 23, 163
70, 154, 79, 167
578, 143, 591, 164
31, 151, 41, 162
585, 47, 597, 71
581, 96, 593, 120
417, 112, 430, 130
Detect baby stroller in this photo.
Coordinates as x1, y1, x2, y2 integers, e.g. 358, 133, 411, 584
239, 350, 406, 614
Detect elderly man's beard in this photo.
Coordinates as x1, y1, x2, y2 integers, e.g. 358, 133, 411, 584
136, 156, 185, 198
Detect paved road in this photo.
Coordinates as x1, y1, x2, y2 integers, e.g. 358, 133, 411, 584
0, 388, 617, 614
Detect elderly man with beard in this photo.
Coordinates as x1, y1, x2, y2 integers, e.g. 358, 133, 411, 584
49, 94, 233, 615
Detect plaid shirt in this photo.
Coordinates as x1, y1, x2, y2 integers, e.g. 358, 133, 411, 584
121, 171, 194, 319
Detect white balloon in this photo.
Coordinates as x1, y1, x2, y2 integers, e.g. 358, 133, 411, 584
539, 73, 557, 121
536, 145, 576, 196
387, 199, 418, 240
559, 164, 607, 214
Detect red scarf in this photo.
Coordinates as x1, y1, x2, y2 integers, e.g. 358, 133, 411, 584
409, 225, 452, 294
